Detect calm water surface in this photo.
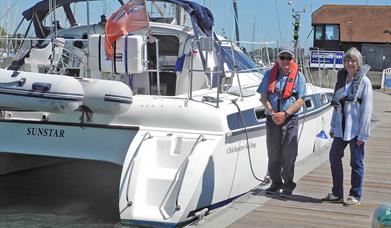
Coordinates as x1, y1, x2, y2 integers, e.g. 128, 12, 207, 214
0, 160, 122, 228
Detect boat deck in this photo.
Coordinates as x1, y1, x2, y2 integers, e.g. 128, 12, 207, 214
197, 90, 391, 228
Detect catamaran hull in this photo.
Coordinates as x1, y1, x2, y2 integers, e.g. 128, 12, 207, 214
0, 89, 334, 227
118, 105, 333, 227
0, 119, 138, 167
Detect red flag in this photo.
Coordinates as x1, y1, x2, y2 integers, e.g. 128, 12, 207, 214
105, 0, 149, 59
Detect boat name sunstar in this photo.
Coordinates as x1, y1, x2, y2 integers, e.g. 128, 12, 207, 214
26, 127, 65, 138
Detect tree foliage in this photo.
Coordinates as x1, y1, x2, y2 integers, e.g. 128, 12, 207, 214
0, 26, 7, 36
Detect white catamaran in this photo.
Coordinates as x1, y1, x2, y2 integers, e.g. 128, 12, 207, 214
0, 0, 334, 226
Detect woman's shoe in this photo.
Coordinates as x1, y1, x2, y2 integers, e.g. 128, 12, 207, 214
321, 193, 343, 203
344, 196, 360, 206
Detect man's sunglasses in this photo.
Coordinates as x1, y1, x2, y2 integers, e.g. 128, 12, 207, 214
279, 56, 293, 61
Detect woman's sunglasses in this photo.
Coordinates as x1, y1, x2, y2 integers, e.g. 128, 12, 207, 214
279, 56, 293, 61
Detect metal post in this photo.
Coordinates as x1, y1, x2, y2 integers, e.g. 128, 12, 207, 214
86, 0, 92, 78
322, 52, 326, 87
49, 0, 55, 70
232, 0, 240, 44
87, 0, 90, 35
49, 0, 53, 34
53, 0, 57, 38
215, 40, 220, 108
332, 53, 336, 88
230, 42, 243, 100
265, 45, 270, 67
5, 25, 9, 58
318, 48, 321, 87
210, 26, 214, 88
302, 48, 309, 80
300, 49, 304, 73
188, 40, 198, 101
189, 49, 194, 100
155, 39, 161, 96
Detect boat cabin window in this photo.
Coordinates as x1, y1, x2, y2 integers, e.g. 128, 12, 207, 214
147, 1, 193, 28
254, 108, 266, 121
147, 35, 180, 96
304, 97, 314, 110
42, 7, 71, 32
69, 1, 121, 27
221, 47, 258, 73
321, 93, 329, 104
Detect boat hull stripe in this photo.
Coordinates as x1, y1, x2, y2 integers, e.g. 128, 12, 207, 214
104, 94, 133, 104
0, 119, 139, 130
0, 87, 83, 101
227, 93, 333, 132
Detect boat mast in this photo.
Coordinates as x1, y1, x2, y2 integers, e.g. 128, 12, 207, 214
87, 0, 90, 34
86, 0, 91, 78
232, 0, 240, 44
251, 15, 256, 52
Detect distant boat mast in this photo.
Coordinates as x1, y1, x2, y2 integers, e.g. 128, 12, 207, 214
232, 0, 240, 43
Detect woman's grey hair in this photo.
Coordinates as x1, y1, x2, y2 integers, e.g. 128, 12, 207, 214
344, 47, 363, 68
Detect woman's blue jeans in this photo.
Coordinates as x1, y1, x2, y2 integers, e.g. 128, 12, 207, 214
329, 136, 365, 200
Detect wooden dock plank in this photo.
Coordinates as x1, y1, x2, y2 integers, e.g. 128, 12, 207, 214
228, 91, 391, 228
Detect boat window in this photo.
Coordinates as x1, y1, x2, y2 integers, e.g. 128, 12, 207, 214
254, 108, 266, 121
69, 1, 122, 27
221, 47, 258, 73
304, 97, 314, 110
147, 1, 193, 28
148, 35, 179, 68
321, 93, 328, 104
147, 35, 180, 96
42, 7, 71, 30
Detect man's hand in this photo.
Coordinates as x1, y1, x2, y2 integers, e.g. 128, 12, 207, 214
329, 131, 334, 138
356, 140, 364, 146
260, 95, 273, 113
272, 111, 286, 125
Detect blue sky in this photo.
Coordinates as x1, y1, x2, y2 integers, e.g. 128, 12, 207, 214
1, 0, 390, 49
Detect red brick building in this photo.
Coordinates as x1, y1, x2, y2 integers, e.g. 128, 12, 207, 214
312, 5, 391, 70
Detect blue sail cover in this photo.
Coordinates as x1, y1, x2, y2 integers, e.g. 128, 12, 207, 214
22, 0, 99, 21
162, 0, 220, 86
163, 0, 214, 37
23, 0, 213, 37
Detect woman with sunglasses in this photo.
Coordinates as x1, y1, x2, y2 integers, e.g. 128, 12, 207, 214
257, 46, 307, 198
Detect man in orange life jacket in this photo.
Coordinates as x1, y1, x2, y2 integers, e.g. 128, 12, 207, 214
257, 46, 307, 198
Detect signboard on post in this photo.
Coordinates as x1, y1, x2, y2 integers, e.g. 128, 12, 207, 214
310, 50, 344, 69
381, 67, 391, 92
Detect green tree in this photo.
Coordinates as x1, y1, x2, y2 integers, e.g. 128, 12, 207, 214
0, 26, 6, 36
0, 26, 7, 49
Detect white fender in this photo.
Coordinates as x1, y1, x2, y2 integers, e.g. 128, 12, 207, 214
79, 78, 133, 115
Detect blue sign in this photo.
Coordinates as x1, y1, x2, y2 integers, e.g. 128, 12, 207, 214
383, 69, 391, 90
310, 50, 344, 69
385, 77, 391, 88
